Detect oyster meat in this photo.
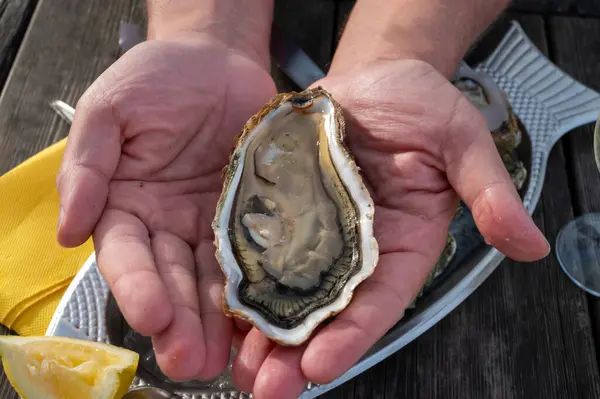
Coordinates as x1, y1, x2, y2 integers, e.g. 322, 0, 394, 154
212, 87, 378, 345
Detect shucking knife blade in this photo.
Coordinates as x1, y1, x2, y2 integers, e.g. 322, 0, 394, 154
270, 24, 326, 89
50, 100, 75, 124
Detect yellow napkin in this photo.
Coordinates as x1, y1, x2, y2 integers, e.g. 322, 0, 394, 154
0, 138, 93, 336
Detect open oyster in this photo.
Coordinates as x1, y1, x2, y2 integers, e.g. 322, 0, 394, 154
212, 87, 379, 345
452, 64, 527, 190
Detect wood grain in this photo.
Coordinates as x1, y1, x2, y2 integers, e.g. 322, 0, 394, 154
575, 1, 600, 16
0, 0, 146, 174
508, 0, 575, 13
0, 0, 38, 92
507, 0, 600, 16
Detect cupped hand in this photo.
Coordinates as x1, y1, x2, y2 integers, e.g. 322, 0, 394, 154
231, 59, 551, 398
56, 35, 276, 381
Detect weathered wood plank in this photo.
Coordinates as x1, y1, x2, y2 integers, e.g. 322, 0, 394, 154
507, 0, 600, 16
0, 0, 38, 92
575, 1, 600, 16
548, 15, 600, 362
507, 0, 575, 13
0, 0, 146, 175
324, 10, 600, 398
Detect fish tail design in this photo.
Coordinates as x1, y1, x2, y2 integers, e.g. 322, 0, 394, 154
474, 21, 600, 212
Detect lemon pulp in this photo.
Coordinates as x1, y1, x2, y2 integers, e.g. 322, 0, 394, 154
0, 335, 139, 399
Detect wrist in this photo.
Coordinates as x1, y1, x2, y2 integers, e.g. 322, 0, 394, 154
330, 0, 510, 77
146, 0, 273, 68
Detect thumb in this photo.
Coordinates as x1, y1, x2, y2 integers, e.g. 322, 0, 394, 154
443, 97, 550, 262
56, 92, 121, 247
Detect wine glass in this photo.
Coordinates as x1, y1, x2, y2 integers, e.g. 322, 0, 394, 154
555, 114, 600, 296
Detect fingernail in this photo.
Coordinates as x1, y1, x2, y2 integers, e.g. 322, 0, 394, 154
509, 223, 550, 260
542, 235, 551, 256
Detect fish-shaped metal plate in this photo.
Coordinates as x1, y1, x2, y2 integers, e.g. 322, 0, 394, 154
47, 21, 600, 398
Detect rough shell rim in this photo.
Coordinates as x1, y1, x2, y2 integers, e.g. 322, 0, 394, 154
211, 86, 379, 345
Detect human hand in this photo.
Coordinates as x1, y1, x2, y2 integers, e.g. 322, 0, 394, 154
230, 59, 550, 398
56, 35, 277, 381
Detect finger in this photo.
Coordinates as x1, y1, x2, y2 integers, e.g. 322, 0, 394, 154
232, 327, 248, 351
194, 240, 234, 380
443, 98, 550, 261
94, 209, 172, 336
235, 317, 253, 332
57, 92, 121, 247
232, 328, 275, 392
150, 232, 206, 381
253, 345, 307, 399
301, 251, 433, 384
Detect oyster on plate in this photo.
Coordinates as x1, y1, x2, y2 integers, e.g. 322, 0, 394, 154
212, 87, 379, 346
452, 66, 527, 190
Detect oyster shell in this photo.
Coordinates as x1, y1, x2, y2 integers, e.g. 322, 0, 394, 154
212, 87, 378, 345
452, 67, 527, 190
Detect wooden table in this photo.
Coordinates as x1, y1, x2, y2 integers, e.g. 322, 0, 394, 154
1, 1, 600, 398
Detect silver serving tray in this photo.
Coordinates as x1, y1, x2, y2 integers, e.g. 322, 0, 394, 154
46, 22, 600, 398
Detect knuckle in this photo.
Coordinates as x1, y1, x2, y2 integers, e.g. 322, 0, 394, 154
336, 317, 378, 346
452, 94, 489, 133
365, 278, 409, 313
470, 180, 505, 234
77, 81, 113, 113
75, 65, 128, 120
108, 231, 150, 248
160, 266, 196, 279
55, 166, 66, 192
72, 159, 111, 184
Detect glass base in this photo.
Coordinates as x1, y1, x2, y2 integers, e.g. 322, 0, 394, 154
556, 213, 600, 296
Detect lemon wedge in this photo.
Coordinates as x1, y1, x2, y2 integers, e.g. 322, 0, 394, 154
0, 335, 139, 399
